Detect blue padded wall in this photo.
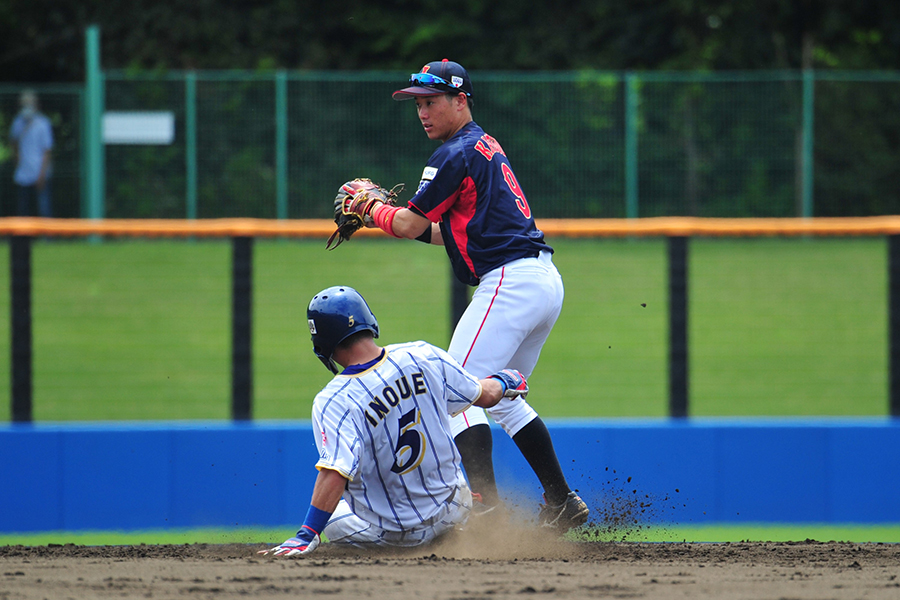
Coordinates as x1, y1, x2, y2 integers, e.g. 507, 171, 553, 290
1, 418, 898, 532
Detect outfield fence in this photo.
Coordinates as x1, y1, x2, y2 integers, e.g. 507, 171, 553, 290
3, 216, 900, 422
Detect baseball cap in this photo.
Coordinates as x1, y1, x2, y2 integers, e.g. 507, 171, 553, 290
392, 59, 473, 101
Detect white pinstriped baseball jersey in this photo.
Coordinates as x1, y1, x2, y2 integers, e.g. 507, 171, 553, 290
312, 340, 482, 532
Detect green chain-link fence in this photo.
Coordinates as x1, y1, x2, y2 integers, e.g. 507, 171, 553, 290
2, 70, 899, 220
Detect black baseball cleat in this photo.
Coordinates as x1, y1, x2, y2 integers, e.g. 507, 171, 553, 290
538, 491, 589, 531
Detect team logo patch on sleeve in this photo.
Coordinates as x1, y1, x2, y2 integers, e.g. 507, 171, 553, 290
417, 166, 438, 194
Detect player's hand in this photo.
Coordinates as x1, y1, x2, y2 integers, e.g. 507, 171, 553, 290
258, 526, 320, 557
327, 179, 404, 249
488, 369, 529, 399
340, 182, 384, 219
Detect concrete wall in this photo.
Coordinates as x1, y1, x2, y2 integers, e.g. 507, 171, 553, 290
1, 418, 898, 532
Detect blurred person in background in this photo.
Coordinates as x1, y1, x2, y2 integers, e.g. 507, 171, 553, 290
9, 90, 54, 217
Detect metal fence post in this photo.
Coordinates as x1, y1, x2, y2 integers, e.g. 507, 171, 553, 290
232, 236, 253, 420
275, 70, 289, 220
800, 69, 815, 218
11, 236, 33, 423
624, 72, 639, 219
84, 25, 105, 222
890, 235, 900, 417
669, 235, 689, 418
185, 72, 198, 220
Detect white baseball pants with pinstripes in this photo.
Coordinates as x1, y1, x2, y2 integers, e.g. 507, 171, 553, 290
321, 483, 473, 548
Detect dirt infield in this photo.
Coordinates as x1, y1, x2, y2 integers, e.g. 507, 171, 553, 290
3, 526, 899, 600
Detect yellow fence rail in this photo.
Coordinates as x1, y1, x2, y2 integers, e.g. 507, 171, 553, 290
3, 216, 900, 238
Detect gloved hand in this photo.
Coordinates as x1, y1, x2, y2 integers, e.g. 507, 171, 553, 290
488, 369, 529, 398
258, 525, 321, 557
326, 178, 403, 250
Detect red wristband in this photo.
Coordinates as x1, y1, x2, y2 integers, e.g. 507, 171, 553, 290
371, 203, 403, 238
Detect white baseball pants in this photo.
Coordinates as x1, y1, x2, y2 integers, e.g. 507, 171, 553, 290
448, 250, 564, 438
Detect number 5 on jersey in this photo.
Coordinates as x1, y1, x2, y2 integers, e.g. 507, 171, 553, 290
391, 407, 425, 475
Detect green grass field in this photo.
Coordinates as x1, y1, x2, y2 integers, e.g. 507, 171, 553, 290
0, 236, 889, 420
2, 523, 899, 546
0, 236, 894, 545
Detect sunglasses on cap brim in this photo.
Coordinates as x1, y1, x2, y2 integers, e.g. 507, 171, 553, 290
409, 73, 470, 96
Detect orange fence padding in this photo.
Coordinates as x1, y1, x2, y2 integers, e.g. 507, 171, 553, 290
539, 216, 900, 237
3, 216, 900, 238
0, 218, 338, 238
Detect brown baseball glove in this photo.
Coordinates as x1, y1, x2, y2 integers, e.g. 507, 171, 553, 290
326, 178, 403, 250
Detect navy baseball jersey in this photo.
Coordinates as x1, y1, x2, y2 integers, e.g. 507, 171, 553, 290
311, 341, 482, 532
407, 121, 553, 286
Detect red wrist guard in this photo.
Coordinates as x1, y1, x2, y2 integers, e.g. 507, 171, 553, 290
371, 203, 403, 238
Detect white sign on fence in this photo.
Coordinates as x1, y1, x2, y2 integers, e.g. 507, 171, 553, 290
103, 111, 175, 145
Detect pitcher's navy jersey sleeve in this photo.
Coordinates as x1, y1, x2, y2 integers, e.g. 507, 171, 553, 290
407, 122, 552, 286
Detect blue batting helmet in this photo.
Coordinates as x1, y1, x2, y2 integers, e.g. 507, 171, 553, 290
307, 285, 379, 374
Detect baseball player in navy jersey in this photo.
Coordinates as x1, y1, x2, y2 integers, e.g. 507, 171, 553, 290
260, 286, 530, 556
335, 59, 589, 531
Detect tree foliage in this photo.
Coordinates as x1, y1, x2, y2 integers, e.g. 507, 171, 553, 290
2, 1, 899, 218
1, 0, 899, 81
